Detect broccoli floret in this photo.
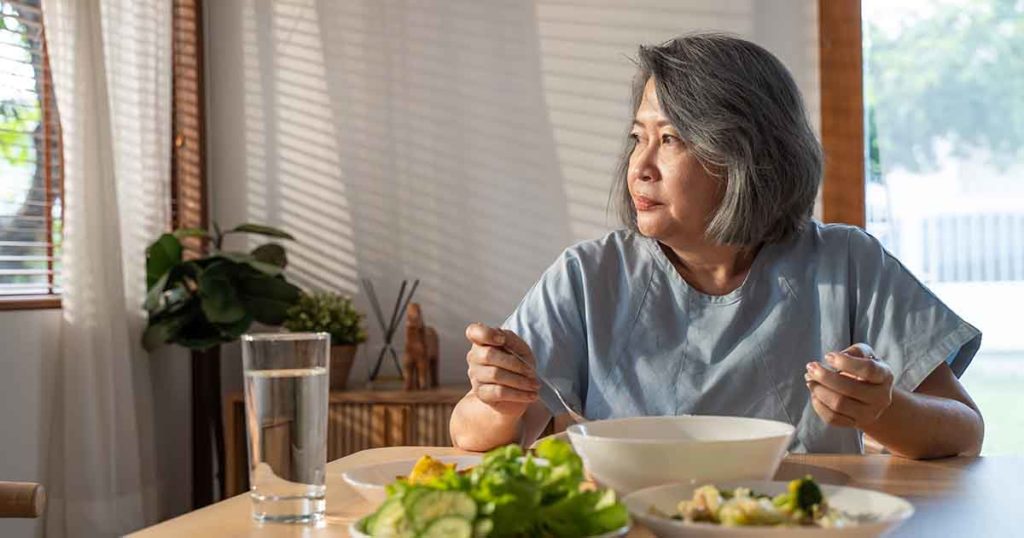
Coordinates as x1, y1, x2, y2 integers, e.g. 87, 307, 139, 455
788, 476, 823, 513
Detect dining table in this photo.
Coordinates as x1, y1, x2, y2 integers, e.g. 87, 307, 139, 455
130, 446, 1021, 537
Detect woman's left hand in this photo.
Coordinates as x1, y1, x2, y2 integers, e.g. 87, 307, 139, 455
806, 343, 894, 429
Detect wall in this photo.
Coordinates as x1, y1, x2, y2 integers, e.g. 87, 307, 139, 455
205, 0, 821, 393
0, 309, 190, 537
0, 310, 60, 538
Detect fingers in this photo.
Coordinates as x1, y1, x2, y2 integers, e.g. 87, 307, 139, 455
807, 381, 862, 427
497, 329, 535, 367
825, 350, 891, 384
809, 388, 857, 428
474, 383, 539, 405
843, 343, 875, 359
805, 362, 884, 404
469, 363, 540, 393
466, 322, 507, 347
464, 323, 541, 410
465, 323, 536, 363
467, 344, 535, 378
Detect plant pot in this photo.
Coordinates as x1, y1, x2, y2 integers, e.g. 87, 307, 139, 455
330, 344, 358, 390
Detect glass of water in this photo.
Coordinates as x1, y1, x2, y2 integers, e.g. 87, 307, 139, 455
241, 332, 330, 523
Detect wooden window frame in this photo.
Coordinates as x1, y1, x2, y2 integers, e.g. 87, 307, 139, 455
819, 0, 866, 227
0, 1, 63, 311
172, 0, 208, 240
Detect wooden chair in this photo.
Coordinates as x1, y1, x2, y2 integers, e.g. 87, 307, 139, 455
0, 482, 46, 518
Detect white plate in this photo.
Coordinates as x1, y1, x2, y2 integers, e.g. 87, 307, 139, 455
342, 455, 483, 504
623, 480, 914, 537
349, 518, 631, 538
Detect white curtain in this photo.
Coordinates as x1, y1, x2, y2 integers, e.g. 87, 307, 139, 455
41, 0, 171, 535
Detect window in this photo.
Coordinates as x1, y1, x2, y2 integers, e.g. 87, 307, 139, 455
0, 0, 62, 308
864, 0, 1024, 455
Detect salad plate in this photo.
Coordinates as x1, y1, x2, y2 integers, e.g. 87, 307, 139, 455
622, 478, 913, 537
343, 455, 484, 504
350, 439, 631, 538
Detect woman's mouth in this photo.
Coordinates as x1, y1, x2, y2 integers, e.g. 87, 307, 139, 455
633, 196, 662, 211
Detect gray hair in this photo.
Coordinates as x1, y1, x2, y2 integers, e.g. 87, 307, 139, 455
613, 33, 822, 245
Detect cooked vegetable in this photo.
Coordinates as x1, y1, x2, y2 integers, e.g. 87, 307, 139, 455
672, 476, 849, 528
360, 438, 629, 537
406, 455, 457, 485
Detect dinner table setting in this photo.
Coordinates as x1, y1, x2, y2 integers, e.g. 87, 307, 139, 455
125, 333, 1020, 537
129, 421, 1022, 537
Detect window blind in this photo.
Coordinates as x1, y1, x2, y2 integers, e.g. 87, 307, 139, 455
0, 0, 63, 298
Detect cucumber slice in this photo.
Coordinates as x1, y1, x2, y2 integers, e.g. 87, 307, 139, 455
473, 517, 494, 538
367, 498, 409, 537
409, 490, 477, 530
402, 488, 430, 512
417, 516, 472, 538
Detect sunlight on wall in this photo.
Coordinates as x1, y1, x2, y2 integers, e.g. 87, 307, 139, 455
242, 0, 358, 295
214, 0, 821, 383
535, 0, 755, 242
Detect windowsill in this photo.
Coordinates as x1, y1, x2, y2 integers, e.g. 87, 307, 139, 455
0, 296, 62, 311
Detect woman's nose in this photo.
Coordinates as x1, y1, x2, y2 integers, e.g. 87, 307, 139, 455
631, 143, 659, 182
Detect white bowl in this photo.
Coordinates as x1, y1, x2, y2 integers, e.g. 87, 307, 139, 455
567, 416, 794, 493
622, 480, 914, 537
342, 455, 482, 504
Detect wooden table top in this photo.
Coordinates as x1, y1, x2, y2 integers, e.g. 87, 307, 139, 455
130, 448, 1022, 537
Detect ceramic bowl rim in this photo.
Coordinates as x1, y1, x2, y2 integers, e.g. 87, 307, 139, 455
567, 415, 796, 444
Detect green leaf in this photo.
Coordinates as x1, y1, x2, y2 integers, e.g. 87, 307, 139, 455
158, 286, 192, 315
251, 243, 287, 268
216, 251, 283, 276
145, 234, 183, 288
141, 310, 191, 351
145, 261, 202, 315
216, 312, 254, 340
143, 272, 170, 312
236, 272, 301, 325
228, 223, 295, 240
198, 262, 247, 323
173, 227, 210, 240
175, 310, 226, 350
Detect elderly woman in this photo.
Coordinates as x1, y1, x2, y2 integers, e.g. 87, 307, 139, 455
450, 34, 984, 458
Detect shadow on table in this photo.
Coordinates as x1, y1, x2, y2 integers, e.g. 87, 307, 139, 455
774, 461, 851, 485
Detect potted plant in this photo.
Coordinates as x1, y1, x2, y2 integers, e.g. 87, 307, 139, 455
142, 222, 302, 507
284, 291, 367, 390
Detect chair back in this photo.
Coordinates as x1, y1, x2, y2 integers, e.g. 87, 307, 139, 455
0, 482, 46, 518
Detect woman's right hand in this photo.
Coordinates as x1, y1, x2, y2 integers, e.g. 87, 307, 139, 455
465, 323, 540, 418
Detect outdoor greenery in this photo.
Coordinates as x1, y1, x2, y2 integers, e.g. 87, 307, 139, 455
142, 223, 302, 351
865, 0, 1024, 175
0, 3, 55, 292
284, 291, 367, 346
0, 100, 37, 166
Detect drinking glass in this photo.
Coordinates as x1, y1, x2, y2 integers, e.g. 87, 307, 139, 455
241, 332, 330, 523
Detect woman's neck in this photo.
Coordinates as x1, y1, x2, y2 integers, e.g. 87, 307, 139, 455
659, 239, 760, 296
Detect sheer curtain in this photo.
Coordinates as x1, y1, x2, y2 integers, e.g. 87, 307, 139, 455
41, 0, 171, 535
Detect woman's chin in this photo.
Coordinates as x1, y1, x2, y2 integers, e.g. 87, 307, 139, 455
635, 218, 668, 240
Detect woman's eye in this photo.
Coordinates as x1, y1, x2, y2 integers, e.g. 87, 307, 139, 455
628, 133, 640, 142
661, 134, 678, 145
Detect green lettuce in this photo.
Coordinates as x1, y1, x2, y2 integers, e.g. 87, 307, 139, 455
374, 438, 629, 538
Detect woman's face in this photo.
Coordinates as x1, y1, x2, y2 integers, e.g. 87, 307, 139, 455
627, 78, 724, 246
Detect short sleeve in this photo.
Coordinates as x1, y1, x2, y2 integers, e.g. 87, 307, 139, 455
847, 228, 982, 392
503, 251, 589, 417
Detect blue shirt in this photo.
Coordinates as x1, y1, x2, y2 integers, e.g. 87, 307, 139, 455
503, 221, 981, 453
